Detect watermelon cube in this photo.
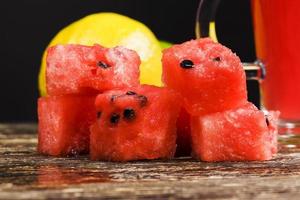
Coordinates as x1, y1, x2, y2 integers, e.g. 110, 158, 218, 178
90, 85, 181, 162
191, 102, 278, 161
46, 44, 140, 95
38, 95, 96, 156
162, 38, 247, 116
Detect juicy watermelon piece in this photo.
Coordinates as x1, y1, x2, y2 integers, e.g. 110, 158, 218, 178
38, 95, 96, 156
190, 102, 278, 161
162, 38, 247, 116
90, 85, 181, 162
175, 108, 191, 156
46, 44, 140, 95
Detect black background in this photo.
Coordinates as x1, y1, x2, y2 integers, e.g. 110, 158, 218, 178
0, 0, 257, 122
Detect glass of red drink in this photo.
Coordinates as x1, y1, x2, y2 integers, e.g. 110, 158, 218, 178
196, 0, 300, 142
252, 0, 300, 131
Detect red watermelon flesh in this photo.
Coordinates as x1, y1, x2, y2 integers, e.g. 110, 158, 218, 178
90, 85, 181, 162
46, 44, 140, 95
162, 38, 247, 116
191, 102, 278, 161
175, 108, 192, 156
38, 95, 96, 156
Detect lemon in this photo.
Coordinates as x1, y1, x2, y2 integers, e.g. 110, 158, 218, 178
159, 40, 173, 50
39, 12, 162, 96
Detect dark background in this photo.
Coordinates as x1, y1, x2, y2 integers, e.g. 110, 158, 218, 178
0, 0, 257, 122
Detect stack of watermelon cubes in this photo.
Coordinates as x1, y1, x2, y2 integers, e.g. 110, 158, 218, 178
38, 38, 278, 162
162, 38, 279, 161
38, 44, 141, 156
38, 44, 181, 161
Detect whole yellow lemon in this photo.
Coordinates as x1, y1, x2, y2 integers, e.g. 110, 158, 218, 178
39, 12, 162, 96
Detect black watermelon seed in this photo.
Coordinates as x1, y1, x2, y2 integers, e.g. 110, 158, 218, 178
110, 113, 120, 124
212, 57, 221, 62
266, 118, 270, 126
97, 112, 102, 119
138, 95, 148, 107
97, 61, 110, 69
180, 60, 194, 69
126, 91, 137, 95
123, 108, 136, 121
110, 95, 117, 102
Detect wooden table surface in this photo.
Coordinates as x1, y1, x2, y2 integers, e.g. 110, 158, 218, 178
1, 124, 300, 199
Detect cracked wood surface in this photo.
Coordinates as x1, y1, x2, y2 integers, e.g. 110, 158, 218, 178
1, 123, 300, 199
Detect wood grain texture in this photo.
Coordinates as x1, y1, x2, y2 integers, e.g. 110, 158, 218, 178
1, 123, 300, 200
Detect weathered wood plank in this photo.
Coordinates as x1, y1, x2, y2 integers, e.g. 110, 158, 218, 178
1, 123, 300, 199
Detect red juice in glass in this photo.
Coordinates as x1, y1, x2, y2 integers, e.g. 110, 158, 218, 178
252, 0, 300, 122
